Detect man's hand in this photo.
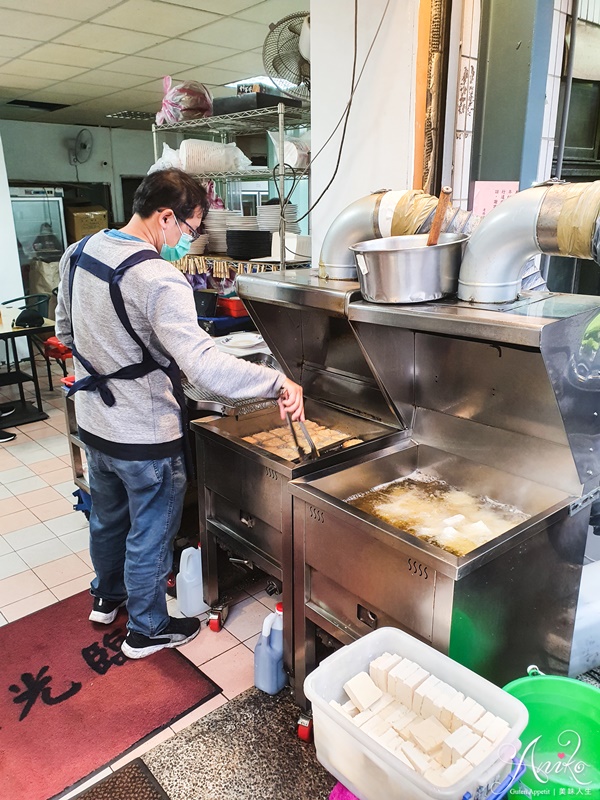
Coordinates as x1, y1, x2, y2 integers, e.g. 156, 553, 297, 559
277, 378, 305, 421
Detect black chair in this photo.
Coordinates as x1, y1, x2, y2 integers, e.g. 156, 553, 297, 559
1, 294, 53, 388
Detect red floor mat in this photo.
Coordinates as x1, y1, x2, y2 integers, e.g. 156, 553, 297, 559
0, 591, 220, 800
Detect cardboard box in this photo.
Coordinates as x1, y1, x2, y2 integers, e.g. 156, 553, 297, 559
65, 205, 108, 243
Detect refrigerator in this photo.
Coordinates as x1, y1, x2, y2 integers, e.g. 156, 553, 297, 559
10, 187, 68, 314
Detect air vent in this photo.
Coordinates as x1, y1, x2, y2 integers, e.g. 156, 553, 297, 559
7, 99, 70, 112
106, 110, 155, 120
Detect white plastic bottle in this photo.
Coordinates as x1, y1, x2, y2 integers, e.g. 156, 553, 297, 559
176, 546, 210, 617
254, 602, 287, 694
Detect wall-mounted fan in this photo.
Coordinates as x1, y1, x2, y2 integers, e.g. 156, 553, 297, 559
263, 12, 310, 102
69, 128, 94, 165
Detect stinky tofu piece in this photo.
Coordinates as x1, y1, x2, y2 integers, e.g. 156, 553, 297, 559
443, 692, 466, 730
369, 652, 403, 693
431, 684, 459, 725
420, 681, 451, 719
369, 692, 395, 715
471, 710, 496, 736
329, 699, 357, 720
243, 435, 258, 444
377, 728, 402, 753
443, 757, 472, 784
389, 707, 417, 738
341, 700, 359, 718
443, 514, 466, 527
452, 696, 484, 731
396, 665, 429, 707
440, 725, 481, 768
379, 698, 409, 721
483, 716, 511, 745
409, 716, 451, 755
352, 709, 375, 728
412, 674, 441, 715
343, 671, 383, 712
387, 658, 420, 697
395, 746, 415, 770
399, 741, 432, 775
424, 766, 451, 788
342, 438, 363, 448
464, 736, 495, 766
361, 716, 390, 738
251, 431, 272, 444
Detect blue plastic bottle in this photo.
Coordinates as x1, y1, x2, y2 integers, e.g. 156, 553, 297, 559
254, 602, 287, 695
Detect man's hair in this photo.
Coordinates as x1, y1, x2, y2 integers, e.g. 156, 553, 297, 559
133, 169, 209, 222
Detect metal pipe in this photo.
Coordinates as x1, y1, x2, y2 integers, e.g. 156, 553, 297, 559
318, 193, 381, 280
555, 0, 579, 179
278, 103, 286, 275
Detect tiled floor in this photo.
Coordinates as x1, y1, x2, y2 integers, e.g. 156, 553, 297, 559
0, 356, 280, 800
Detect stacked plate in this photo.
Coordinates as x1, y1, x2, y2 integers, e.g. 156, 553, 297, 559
189, 234, 209, 255
226, 215, 259, 230
226, 229, 272, 261
257, 204, 301, 234
204, 209, 241, 253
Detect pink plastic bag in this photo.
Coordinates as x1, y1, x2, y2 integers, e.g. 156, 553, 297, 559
156, 76, 212, 126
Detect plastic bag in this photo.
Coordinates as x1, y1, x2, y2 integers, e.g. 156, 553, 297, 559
147, 143, 182, 174
156, 76, 212, 126
204, 180, 225, 210
179, 138, 251, 174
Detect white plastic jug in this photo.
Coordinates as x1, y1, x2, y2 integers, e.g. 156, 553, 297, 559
254, 602, 287, 695
176, 546, 210, 617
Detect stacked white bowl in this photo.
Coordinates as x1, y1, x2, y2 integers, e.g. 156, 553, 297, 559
189, 234, 209, 255
226, 215, 259, 230
257, 203, 301, 234
204, 209, 241, 253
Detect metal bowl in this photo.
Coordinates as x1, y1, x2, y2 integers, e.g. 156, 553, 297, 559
350, 232, 469, 304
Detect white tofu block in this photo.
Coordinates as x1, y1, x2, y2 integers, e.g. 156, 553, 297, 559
468, 520, 491, 535
472, 710, 497, 736
389, 708, 417, 738
341, 700, 359, 718
443, 757, 472, 785
462, 700, 486, 728
440, 725, 480, 768
465, 736, 495, 766
369, 692, 395, 716
421, 681, 450, 719
352, 709, 375, 728
387, 658, 419, 697
439, 689, 463, 728
483, 716, 511, 745
379, 699, 409, 721
451, 696, 479, 731
399, 741, 432, 775
329, 699, 357, 720
442, 525, 460, 538
394, 745, 415, 770
431, 684, 459, 724
412, 674, 440, 715
396, 665, 429, 706
410, 716, 451, 755
344, 671, 383, 711
369, 653, 398, 692
362, 716, 390, 738
443, 514, 466, 526
378, 728, 402, 753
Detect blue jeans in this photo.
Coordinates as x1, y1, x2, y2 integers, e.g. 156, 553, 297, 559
86, 446, 187, 637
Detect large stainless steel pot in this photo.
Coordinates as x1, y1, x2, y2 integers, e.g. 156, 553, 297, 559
350, 232, 468, 303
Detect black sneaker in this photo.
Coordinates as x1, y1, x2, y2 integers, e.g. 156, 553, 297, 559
121, 616, 201, 659
89, 596, 127, 624
0, 430, 16, 443
0, 405, 15, 418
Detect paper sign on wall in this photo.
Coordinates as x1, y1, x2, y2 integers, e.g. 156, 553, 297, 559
472, 181, 520, 216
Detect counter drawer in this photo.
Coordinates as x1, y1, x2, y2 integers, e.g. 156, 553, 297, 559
209, 491, 284, 568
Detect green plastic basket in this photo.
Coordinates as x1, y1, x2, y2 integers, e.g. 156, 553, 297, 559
503, 668, 600, 796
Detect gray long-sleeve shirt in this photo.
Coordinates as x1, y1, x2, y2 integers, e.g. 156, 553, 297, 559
55, 231, 284, 457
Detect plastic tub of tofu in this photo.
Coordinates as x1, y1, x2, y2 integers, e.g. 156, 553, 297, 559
304, 627, 529, 800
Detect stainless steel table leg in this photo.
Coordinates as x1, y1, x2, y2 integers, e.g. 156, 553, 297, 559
27, 334, 44, 413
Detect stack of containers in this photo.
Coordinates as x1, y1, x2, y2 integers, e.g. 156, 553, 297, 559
304, 628, 529, 800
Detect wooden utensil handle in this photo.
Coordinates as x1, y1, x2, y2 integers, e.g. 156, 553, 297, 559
426, 186, 453, 246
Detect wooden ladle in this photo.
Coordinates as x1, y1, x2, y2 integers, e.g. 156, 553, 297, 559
426, 186, 453, 246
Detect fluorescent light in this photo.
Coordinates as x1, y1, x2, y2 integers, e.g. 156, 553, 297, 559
225, 75, 296, 91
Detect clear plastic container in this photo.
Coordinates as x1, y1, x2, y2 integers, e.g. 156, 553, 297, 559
303, 627, 529, 800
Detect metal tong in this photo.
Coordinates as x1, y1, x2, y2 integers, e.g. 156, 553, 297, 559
286, 415, 320, 460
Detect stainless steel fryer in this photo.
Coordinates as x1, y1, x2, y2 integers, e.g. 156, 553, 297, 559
192, 272, 403, 674
287, 284, 600, 705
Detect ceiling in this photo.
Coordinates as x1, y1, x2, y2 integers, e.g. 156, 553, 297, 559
0, 0, 304, 130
